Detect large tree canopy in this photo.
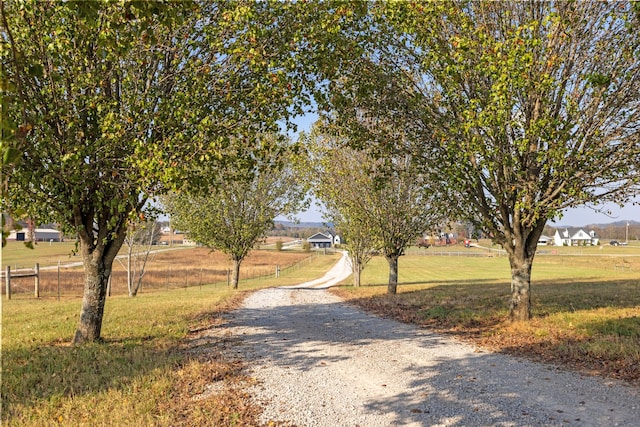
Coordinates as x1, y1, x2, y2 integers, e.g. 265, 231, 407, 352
323, 1, 640, 319
162, 135, 307, 289
0, 0, 333, 343
2, 1, 206, 343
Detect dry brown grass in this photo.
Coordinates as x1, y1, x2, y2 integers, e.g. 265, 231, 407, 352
5, 247, 310, 298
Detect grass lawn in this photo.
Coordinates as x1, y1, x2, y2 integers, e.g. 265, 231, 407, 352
3, 243, 639, 425
332, 249, 640, 385
1, 250, 340, 426
1, 241, 82, 269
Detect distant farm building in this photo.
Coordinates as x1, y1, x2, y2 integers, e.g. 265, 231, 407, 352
538, 235, 552, 245
7, 228, 63, 242
307, 232, 335, 249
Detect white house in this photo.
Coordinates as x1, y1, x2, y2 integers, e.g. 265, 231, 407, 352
553, 228, 600, 246
538, 235, 552, 245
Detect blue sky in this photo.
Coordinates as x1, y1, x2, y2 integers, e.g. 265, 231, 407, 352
551, 202, 639, 227
288, 114, 640, 227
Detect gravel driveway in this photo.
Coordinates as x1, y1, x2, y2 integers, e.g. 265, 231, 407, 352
212, 256, 639, 426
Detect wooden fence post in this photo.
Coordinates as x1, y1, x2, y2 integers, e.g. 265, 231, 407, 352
57, 261, 61, 301
34, 263, 40, 298
5, 266, 10, 300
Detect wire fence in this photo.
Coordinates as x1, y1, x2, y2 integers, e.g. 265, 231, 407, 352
2, 250, 320, 300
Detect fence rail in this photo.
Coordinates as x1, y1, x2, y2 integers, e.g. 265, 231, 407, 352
2, 250, 320, 300
2, 264, 40, 299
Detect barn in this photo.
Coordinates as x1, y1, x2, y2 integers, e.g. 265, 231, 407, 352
8, 228, 63, 242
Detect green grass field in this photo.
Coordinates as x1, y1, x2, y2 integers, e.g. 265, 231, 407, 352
362, 246, 640, 287
1, 241, 82, 269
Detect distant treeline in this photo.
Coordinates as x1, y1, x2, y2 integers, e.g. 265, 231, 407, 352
267, 223, 330, 239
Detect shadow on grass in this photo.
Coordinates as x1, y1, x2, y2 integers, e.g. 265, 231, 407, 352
351, 277, 640, 318
1, 336, 182, 412
495, 315, 640, 385
359, 277, 507, 288
1, 288, 258, 424
335, 277, 640, 385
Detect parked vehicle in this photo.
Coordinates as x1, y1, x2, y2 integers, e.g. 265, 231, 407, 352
417, 240, 430, 248
610, 240, 619, 246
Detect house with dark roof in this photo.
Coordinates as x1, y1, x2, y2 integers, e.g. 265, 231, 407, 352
307, 232, 334, 248
553, 228, 600, 246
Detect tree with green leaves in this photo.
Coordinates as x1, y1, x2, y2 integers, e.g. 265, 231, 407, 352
367, 153, 440, 294
2, 1, 204, 343
1, 9, 29, 248
161, 136, 307, 289
1, 0, 325, 343
303, 127, 375, 288
305, 122, 439, 293
326, 1, 640, 319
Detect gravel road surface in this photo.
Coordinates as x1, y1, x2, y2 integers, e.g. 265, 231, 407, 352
212, 256, 640, 426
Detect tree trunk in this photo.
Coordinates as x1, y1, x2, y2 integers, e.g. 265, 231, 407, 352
126, 230, 153, 297
386, 254, 399, 294
349, 253, 361, 287
127, 245, 135, 297
73, 222, 127, 344
352, 258, 362, 287
231, 257, 241, 290
26, 218, 36, 246
74, 250, 112, 343
508, 253, 533, 321
505, 222, 545, 321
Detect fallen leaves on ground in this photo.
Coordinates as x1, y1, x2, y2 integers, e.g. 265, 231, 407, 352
332, 288, 640, 387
